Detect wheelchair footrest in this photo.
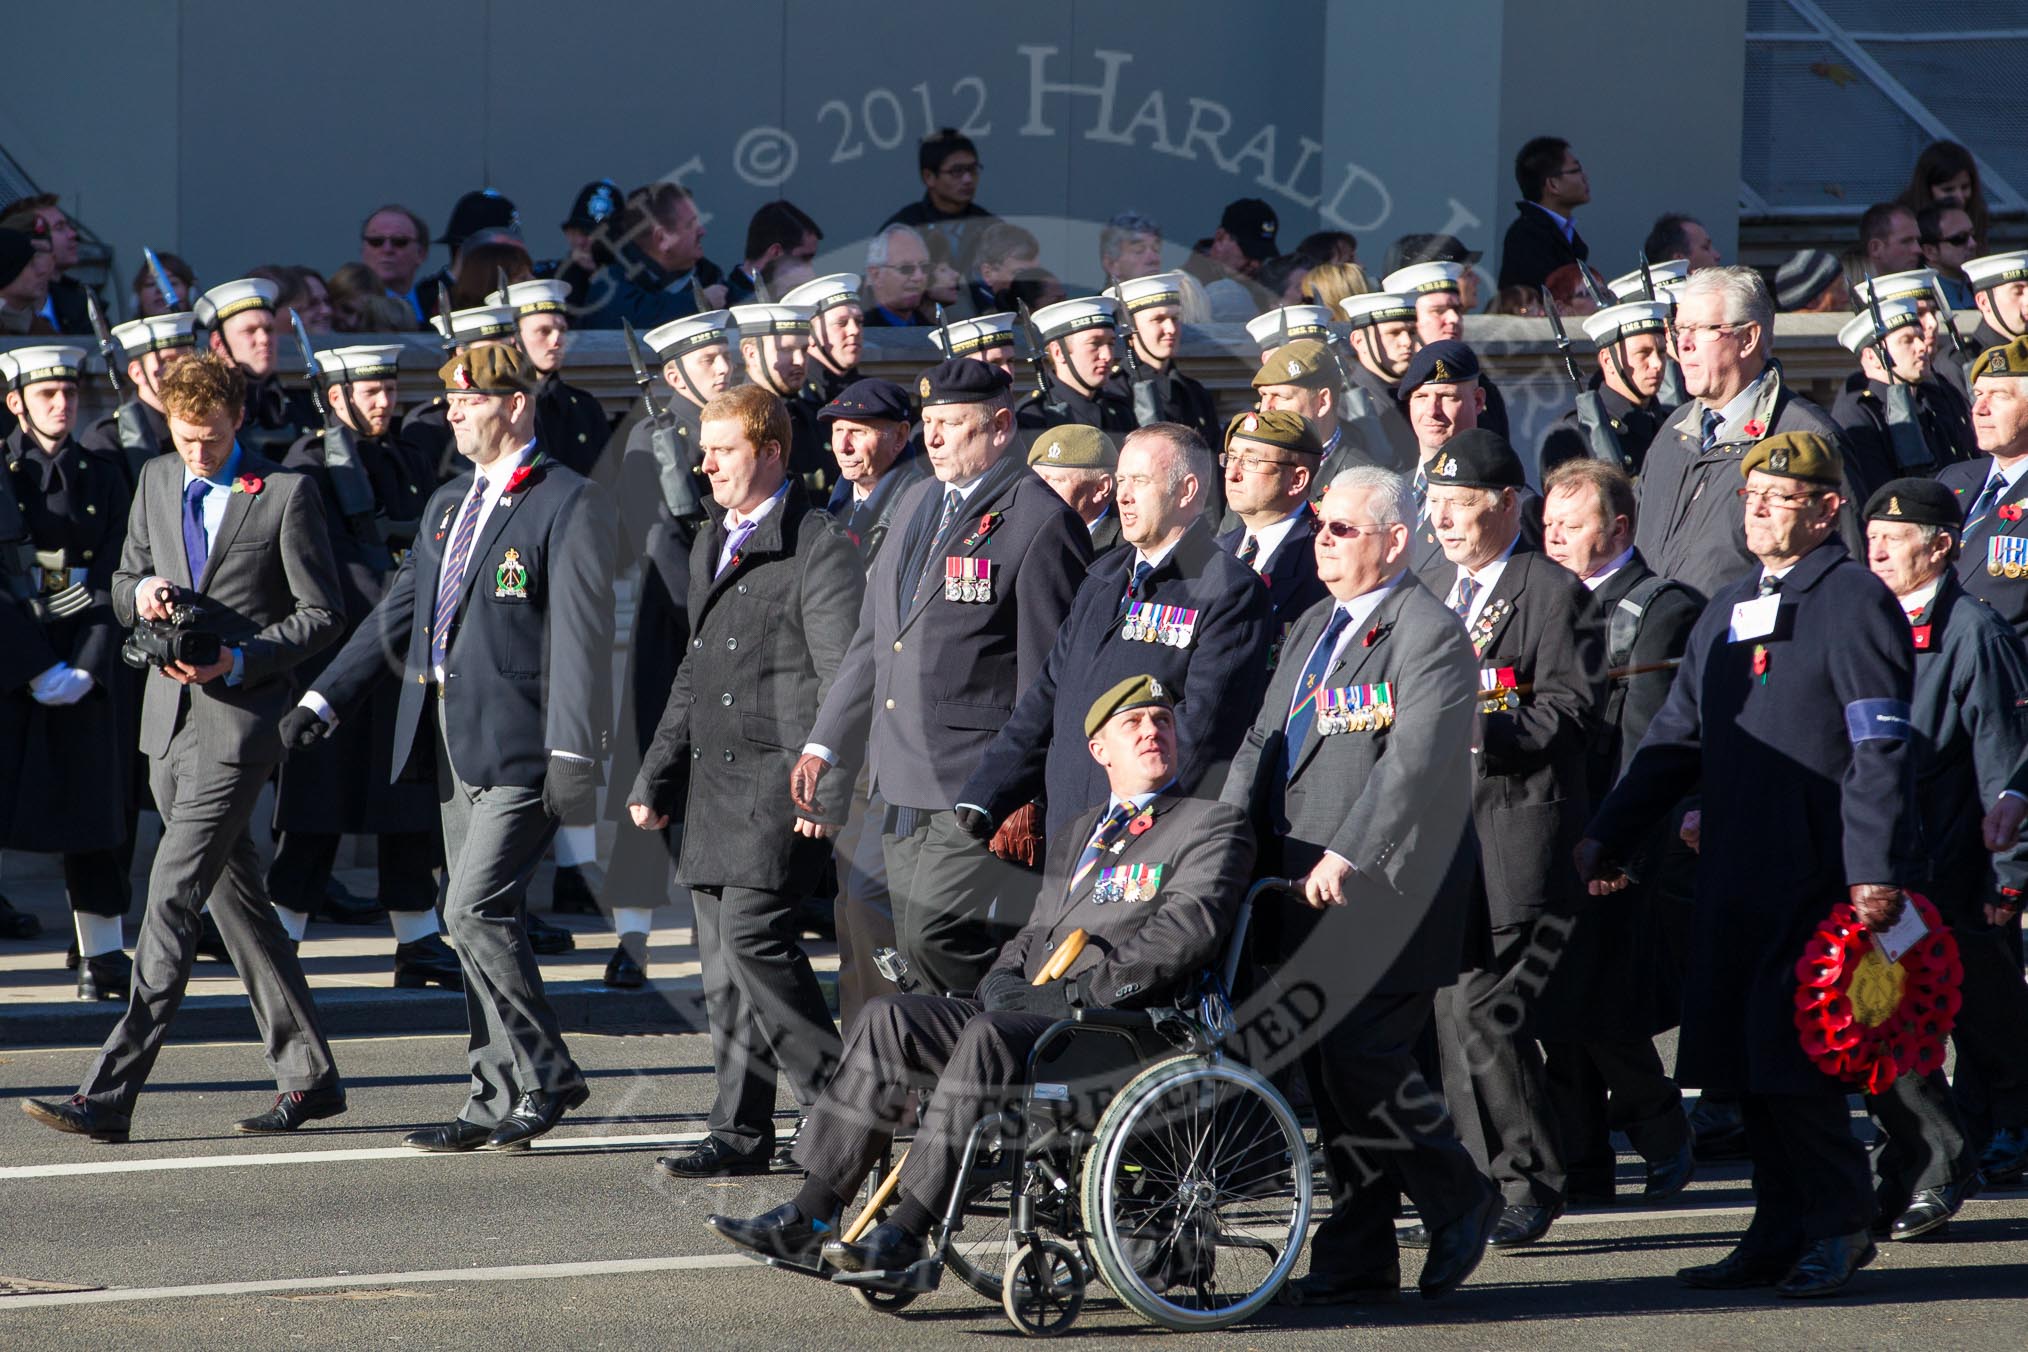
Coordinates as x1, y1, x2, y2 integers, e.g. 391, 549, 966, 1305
829, 1258, 944, 1294
762, 1254, 838, 1281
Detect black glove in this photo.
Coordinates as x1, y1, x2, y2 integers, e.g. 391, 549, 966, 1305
955, 805, 994, 840
542, 754, 599, 825
279, 706, 331, 750
978, 966, 1081, 1018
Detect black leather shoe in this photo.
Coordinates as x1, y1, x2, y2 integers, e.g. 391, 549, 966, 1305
603, 933, 647, 989
0, 891, 41, 939
1281, 1270, 1401, 1306
234, 1086, 347, 1134
1677, 1244, 1796, 1290
1775, 1231, 1876, 1298
65, 938, 80, 969
526, 912, 575, 955
658, 1135, 773, 1178
315, 878, 386, 926
708, 1202, 837, 1264
551, 864, 602, 915
1643, 1141, 1697, 1204
1418, 1194, 1499, 1300
822, 1220, 925, 1274
393, 933, 464, 990
77, 949, 132, 1002
1396, 1221, 1430, 1249
1891, 1173, 1978, 1241
195, 912, 232, 965
483, 1083, 590, 1150
1980, 1125, 2028, 1186
1488, 1203, 1557, 1249
1689, 1094, 1748, 1160
403, 1119, 493, 1152
22, 1095, 128, 1143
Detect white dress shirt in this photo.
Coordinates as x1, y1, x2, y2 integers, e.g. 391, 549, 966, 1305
717, 481, 788, 575
1583, 545, 1636, 592
1237, 505, 1309, 571
1446, 536, 1519, 627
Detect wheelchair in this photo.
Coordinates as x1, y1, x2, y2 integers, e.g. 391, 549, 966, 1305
771, 879, 1312, 1336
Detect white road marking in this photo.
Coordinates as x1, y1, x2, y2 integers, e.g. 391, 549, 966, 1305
0, 1253, 754, 1309
0, 1129, 707, 1180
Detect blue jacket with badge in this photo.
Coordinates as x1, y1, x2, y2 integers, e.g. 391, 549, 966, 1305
1937, 455, 2028, 641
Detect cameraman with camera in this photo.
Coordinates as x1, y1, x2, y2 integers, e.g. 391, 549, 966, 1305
23, 353, 348, 1144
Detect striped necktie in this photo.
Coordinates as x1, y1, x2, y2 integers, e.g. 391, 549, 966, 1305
1069, 801, 1136, 898
430, 478, 489, 671
1966, 474, 2006, 531
1284, 606, 1352, 777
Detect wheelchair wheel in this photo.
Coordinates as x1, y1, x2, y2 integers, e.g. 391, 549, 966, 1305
945, 1174, 1018, 1299
1080, 1054, 1311, 1331
1001, 1240, 1084, 1336
850, 1285, 919, 1314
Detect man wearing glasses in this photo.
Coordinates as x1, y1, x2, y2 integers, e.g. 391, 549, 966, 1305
862, 226, 932, 328
1217, 409, 1329, 650
1918, 203, 1980, 311
1636, 266, 1859, 598
881, 129, 995, 285
359, 205, 431, 325
1497, 137, 1590, 293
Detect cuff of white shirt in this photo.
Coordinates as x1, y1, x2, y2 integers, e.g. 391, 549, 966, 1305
298, 691, 337, 729
1324, 849, 1356, 874
550, 750, 592, 763
2005, 790, 2028, 806
802, 743, 835, 765
224, 648, 245, 687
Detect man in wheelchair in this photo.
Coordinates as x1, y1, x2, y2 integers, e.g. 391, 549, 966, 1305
709, 673, 1255, 1277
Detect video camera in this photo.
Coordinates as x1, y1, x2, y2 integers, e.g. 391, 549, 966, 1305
121, 585, 223, 671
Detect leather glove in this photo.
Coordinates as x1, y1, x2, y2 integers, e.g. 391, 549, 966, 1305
954, 805, 994, 840
542, 754, 599, 826
790, 752, 830, 816
988, 803, 1043, 868
978, 966, 1081, 1018
279, 706, 331, 750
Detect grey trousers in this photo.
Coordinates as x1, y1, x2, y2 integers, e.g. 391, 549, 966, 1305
436, 723, 582, 1127
82, 724, 339, 1116
883, 809, 1032, 1000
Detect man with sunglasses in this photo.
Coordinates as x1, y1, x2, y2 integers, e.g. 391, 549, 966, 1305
359, 205, 431, 325
1918, 204, 1980, 312
1636, 266, 1859, 598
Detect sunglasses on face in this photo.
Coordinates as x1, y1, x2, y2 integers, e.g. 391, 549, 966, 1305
364, 235, 417, 249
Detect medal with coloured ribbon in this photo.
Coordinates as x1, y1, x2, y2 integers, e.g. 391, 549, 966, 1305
1988, 535, 2028, 580
1093, 862, 1164, 905
1317, 681, 1395, 735
945, 556, 993, 602
1478, 666, 1519, 713
1119, 601, 1199, 646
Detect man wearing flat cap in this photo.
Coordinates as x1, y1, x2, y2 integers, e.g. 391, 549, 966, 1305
1217, 409, 1328, 647
1582, 429, 1921, 1297
710, 674, 1254, 1278
1027, 424, 1121, 557
290, 343, 618, 1154
1936, 336, 2028, 640
1404, 427, 1604, 1252
1860, 476, 2028, 1237
796, 359, 1089, 1001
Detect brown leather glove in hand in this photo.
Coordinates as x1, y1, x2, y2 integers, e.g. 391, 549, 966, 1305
989, 803, 1043, 868
789, 753, 829, 816
1849, 883, 1906, 934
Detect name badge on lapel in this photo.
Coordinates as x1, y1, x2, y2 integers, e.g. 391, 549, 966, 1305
1989, 535, 2028, 580
1318, 681, 1395, 734
945, 556, 993, 602
1093, 863, 1164, 905
1120, 601, 1199, 647
1727, 594, 1781, 642
1478, 666, 1518, 713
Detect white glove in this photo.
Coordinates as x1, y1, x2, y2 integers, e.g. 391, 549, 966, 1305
29, 663, 93, 707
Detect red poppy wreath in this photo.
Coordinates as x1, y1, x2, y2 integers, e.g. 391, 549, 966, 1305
1793, 892, 1962, 1095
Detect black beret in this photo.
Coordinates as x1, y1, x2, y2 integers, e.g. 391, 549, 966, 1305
819, 378, 912, 424
1396, 339, 1480, 401
1425, 428, 1524, 491
1864, 477, 1961, 530
917, 357, 1012, 407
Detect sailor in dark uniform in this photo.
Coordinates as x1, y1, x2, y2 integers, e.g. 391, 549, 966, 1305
1833, 298, 1976, 501
731, 301, 829, 493
1014, 297, 1137, 436
1111, 272, 1221, 444
1964, 250, 2028, 357
492, 279, 611, 479
1539, 300, 1672, 478
1337, 291, 1422, 474
782, 273, 865, 414
927, 311, 1019, 384
1385, 261, 1510, 438
193, 279, 317, 462
1856, 269, 1979, 404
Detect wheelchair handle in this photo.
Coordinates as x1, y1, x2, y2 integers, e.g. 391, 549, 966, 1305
1226, 878, 1298, 994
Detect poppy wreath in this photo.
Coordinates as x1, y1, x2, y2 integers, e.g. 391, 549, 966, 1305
1793, 891, 1962, 1095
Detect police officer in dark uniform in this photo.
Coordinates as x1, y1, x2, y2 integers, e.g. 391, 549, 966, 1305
782, 273, 865, 414
1384, 260, 1510, 439
795, 359, 1089, 1000
406, 303, 521, 483
1833, 300, 1976, 501
957, 423, 1272, 842
731, 302, 828, 493
1338, 291, 1423, 474
79, 313, 197, 488
818, 378, 926, 567
193, 279, 317, 462
1025, 425, 1121, 558
1215, 410, 1327, 664
1582, 431, 1921, 1298
1936, 336, 2028, 640
0, 347, 136, 998
1964, 251, 2028, 357
598, 309, 737, 986
267, 344, 457, 986
491, 280, 611, 479
1112, 272, 1220, 443
1539, 300, 1672, 478
1014, 297, 1137, 436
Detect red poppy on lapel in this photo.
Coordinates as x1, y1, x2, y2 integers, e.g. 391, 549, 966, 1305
2000, 503, 2023, 523
1742, 419, 1765, 439
232, 475, 263, 495
1127, 809, 1154, 837
503, 464, 536, 499
961, 511, 1003, 548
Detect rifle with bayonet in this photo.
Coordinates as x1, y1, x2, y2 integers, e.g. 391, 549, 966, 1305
1925, 272, 1982, 376
143, 247, 184, 312
292, 310, 387, 542
622, 317, 706, 526
1015, 299, 1070, 422
1543, 286, 1627, 469
1862, 270, 1937, 473
85, 292, 158, 482
1639, 251, 1691, 408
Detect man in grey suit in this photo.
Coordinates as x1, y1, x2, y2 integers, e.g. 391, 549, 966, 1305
1225, 467, 1498, 1304
23, 354, 347, 1142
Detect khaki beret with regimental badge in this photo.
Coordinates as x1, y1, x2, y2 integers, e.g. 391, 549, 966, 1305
1225, 408, 1322, 457
439, 344, 534, 397
1251, 339, 1335, 391
1971, 336, 2028, 382
1741, 430, 1842, 486
1084, 673, 1176, 739
1028, 425, 1117, 470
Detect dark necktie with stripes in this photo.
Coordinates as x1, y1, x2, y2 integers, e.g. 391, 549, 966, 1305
430, 478, 489, 670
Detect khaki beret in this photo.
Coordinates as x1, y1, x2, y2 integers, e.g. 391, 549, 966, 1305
1225, 408, 1323, 457
1028, 425, 1117, 470
440, 345, 534, 397
1970, 335, 2028, 382
1251, 339, 1335, 391
1084, 673, 1176, 739
1740, 430, 1842, 487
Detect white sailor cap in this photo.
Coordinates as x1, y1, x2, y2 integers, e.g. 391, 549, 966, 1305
1338, 292, 1418, 328
0, 345, 87, 390
1110, 271, 1187, 313
779, 272, 863, 315
1246, 305, 1336, 351
1031, 296, 1119, 342
486, 279, 571, 316
429, 304, 519, 345
110, 312, 198, 358
1837, 298, 1923, 354
930, 312, 1020, 358
1582, 300, 1672, 346
193, 278, 278, 329
1854, 269, 1941, 308
1382, 261, 1466, 296
643, 309, 736, 360
1964, 251, 2028, 293
1606, 259, 1691, 303
729, 303, 813, 338
312, 344, 405, 384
